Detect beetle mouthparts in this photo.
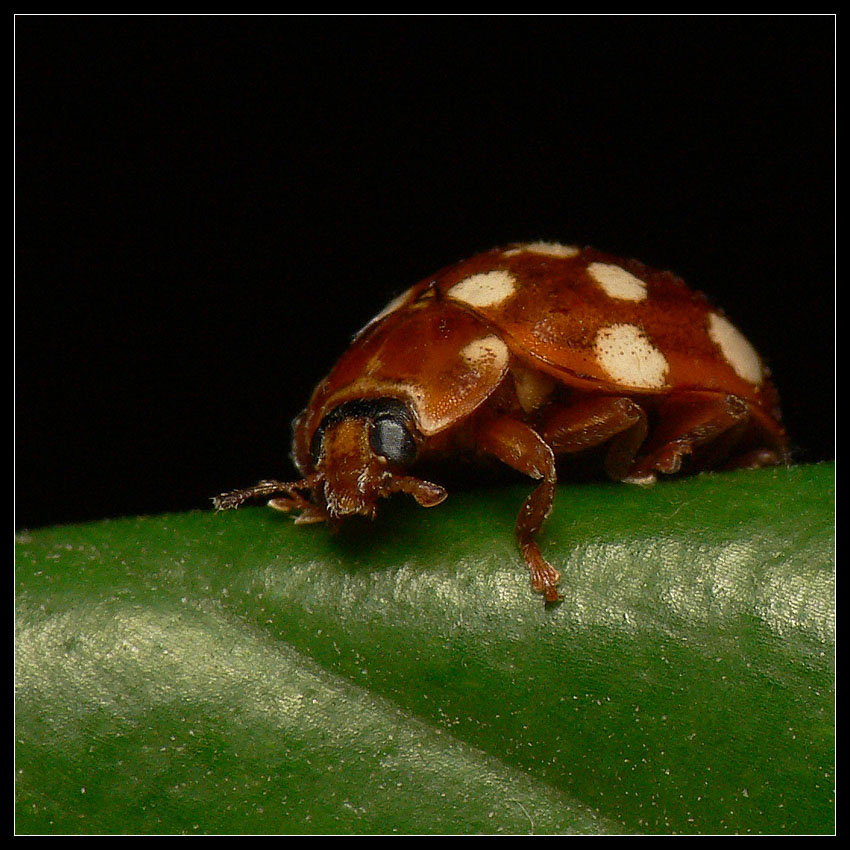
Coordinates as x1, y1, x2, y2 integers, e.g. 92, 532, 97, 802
387, 475, 448, 508
324, 489, 377, 520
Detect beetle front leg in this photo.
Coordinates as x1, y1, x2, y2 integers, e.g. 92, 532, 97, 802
475, 416, 561, 603
212, 475, 324, 521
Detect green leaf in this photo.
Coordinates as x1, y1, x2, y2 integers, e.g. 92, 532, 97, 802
16, 463, 834, 834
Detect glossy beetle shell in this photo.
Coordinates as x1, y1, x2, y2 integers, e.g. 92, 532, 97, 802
216, 241, 788, 603
292, 242, 785, 475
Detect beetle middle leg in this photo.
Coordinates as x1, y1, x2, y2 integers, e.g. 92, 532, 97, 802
475, 416, 561, 602
627, 391, 752, 479
539, 395, 650, 482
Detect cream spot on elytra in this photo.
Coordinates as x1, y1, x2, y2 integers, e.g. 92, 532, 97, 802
587, 262, 648, 302
459, 335, 510, 373
594, 324, 668, 389
707, 313, 763, 385
448, 270, 516, 308
502, 241, 580, 258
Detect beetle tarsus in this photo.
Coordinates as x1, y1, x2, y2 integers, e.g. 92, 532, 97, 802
523, 541, 562, 603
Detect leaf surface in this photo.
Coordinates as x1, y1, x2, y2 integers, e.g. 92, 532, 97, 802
16, 464, 835, 834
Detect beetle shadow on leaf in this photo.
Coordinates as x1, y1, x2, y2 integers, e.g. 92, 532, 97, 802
320, 494, 446, 568
320, 477, 527, 575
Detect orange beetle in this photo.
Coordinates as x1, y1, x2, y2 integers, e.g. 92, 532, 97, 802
214, 242, 789, 602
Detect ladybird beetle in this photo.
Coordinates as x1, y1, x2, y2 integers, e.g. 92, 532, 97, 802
214, 242, 789, 603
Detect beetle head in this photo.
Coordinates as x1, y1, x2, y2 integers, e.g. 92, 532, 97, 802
309, 398, 447, 521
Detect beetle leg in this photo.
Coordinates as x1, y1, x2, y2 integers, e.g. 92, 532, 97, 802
627, 392, 751, 479
475, 416, 561, 603
539, 396, 650, 482
279, 499, 329, 524
212, 476, 322, 517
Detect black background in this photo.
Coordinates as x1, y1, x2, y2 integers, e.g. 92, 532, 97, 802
16, 15, 834, 530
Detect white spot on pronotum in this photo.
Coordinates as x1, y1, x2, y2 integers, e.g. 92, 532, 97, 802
587, 262, 648, 302
594, 324, 669, 389
448, 270, 517, 308
502, 241, 580, 258
459, 334, 510, 373
707, 312, 763, 385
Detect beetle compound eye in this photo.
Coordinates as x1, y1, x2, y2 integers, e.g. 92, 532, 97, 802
312, 398, 417, 466
370, 416, 417, 465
